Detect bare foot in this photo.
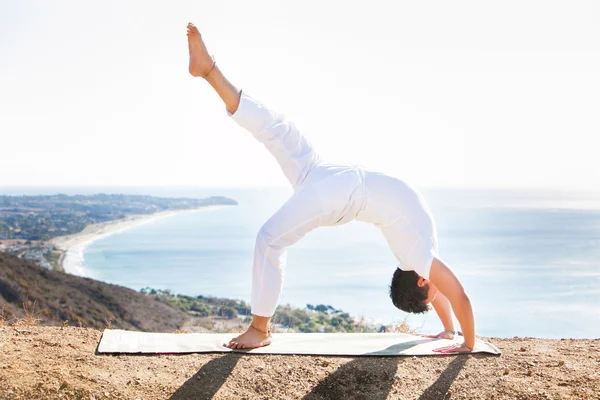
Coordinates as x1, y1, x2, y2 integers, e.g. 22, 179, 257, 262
223, 326, 272, 350
186, 23, 214, 77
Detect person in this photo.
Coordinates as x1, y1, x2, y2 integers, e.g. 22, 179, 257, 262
186, 23, 475, 354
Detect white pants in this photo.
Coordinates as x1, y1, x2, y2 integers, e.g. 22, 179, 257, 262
230, 92, 438, 317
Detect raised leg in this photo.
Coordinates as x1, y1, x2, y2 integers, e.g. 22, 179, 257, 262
187, 23, 320, 189
229, 93, 321, 190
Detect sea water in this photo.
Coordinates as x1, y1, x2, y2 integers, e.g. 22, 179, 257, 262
3, 186, 600, 338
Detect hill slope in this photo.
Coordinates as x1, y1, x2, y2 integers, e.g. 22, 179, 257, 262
0, 326, 598, 399
0, 252, 187, 331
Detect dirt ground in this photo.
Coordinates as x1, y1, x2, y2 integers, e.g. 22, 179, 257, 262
0, 326, 599, 400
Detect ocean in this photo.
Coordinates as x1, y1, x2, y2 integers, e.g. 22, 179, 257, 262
3, 186, 600, 339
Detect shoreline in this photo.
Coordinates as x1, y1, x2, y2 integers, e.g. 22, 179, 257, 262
49, 205, 229, 275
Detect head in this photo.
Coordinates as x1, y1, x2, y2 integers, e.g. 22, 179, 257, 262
389, 269, 439, 314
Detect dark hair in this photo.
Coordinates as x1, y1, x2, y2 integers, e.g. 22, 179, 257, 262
389, 269, 430, 314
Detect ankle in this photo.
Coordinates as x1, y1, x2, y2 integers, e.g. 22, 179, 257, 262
249, 324, 270, 335
249, 315, 271, 334
201, 56, 216, 79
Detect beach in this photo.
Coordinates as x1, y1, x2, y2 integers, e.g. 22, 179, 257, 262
49, 205, 228, 275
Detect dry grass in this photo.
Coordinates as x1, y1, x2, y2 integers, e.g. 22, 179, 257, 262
0, 301, 42, 327
0, 306, 8, 328
104, 316, 114, 330
11, 301, 41, 327
385, 315, 419, 334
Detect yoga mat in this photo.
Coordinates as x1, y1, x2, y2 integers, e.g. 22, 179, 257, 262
98, 330, 500, 356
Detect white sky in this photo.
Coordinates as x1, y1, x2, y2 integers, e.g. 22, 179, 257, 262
1, 0, 599, 190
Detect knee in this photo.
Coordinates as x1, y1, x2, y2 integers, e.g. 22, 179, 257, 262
255, 112, 289, 141
255, 224, 281, 250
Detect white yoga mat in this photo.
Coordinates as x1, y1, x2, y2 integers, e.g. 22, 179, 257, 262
98, 330, 500, 356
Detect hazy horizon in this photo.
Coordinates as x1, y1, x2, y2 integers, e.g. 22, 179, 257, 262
2, 183, 600, 192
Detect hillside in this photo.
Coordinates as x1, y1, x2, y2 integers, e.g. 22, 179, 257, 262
0, 252, 187, 331
0, 326, 598, 399
0, 194, 237, 241
0, 252, 376, 335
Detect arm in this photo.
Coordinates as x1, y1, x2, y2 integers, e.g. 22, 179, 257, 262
418, 292, 455, 340
429, 257, 475, 352
431, 292, 455, 333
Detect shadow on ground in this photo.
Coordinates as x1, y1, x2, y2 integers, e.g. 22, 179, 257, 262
417, 356, 469, 400
363, 338, 438, 356
303, 357, 398, 400
168, 352, 472, 399
169, 353, 242, 400
303, 353, 470, 400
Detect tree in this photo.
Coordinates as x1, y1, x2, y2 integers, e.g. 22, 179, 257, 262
314, 304, 329, 314
218, 306, 238, 319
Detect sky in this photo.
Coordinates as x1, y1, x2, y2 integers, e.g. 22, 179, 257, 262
1, 0, 599, 190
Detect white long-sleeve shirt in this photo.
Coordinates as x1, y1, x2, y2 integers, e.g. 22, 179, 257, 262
230, 92, 438, 317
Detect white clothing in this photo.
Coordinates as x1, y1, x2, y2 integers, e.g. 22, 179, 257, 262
230, 92, 439, 317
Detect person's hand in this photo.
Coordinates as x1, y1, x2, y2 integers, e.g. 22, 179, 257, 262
432, 342, 473, 354
418, 330, 455, 340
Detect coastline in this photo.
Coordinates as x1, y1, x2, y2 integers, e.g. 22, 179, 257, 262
49, 205, 229, 275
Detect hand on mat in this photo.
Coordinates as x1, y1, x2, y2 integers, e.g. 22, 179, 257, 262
432, 343, 473, 354
419, 330, 455, 340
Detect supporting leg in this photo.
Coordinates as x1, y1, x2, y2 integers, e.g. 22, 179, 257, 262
225, 185, 324, 349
